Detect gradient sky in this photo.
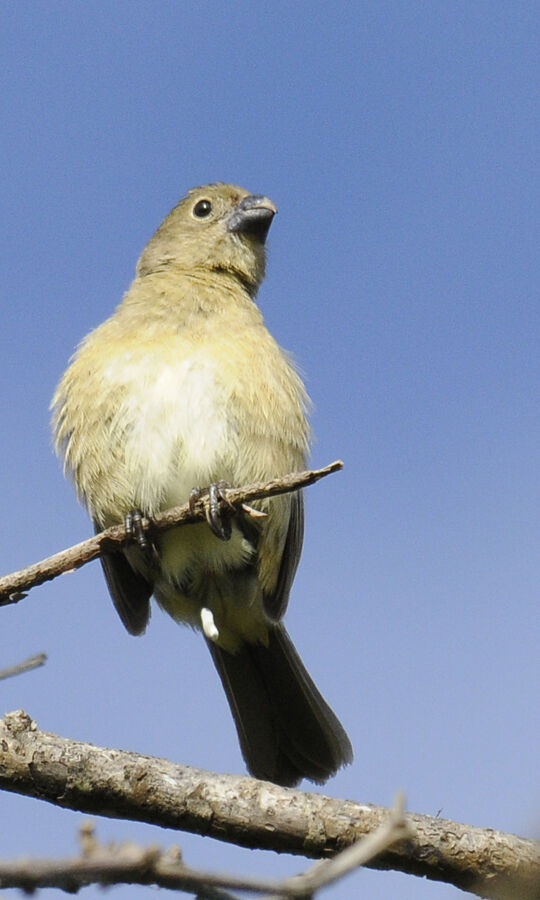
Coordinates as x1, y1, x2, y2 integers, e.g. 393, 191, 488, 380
2, 3, 539, 899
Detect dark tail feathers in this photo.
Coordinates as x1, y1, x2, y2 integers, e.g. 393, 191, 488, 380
207, 626, 353, 786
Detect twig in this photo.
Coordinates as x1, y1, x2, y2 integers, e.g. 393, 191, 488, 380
254, 792, 413, 899
0, 461, 343, 606
0, 799, 412, 896
268, 792, 412, 897
1, 711, 538, 899
0, 653, 47, 682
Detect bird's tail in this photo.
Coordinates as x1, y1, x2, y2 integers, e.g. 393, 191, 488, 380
207, 625, 353, 786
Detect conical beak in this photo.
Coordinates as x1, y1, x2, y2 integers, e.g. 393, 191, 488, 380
226, 194, 277, 242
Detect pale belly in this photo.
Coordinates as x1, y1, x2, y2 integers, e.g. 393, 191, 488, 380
117, 353, 260, 622
87, 344, 300, 647
117, 353, 239, 514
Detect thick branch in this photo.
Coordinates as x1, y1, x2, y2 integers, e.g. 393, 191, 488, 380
0, 461, 342, 605
0, 711, 538, 899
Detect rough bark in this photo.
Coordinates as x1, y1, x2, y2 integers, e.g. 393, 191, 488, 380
1, 711, 538, 899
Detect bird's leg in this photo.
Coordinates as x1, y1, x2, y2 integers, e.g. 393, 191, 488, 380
189, 481, 234, 542
124, 509, 157, 564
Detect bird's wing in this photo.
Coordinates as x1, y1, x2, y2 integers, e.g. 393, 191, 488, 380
94, 523, 153, 635
262, 489, 304, 621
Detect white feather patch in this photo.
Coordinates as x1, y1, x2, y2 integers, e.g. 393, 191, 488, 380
201, 607, 219, 641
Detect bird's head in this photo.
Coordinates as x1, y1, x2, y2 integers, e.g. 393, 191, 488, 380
136, 182, 277, 295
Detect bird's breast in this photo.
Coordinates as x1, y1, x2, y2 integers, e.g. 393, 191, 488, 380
58, 310, 309, 527
116, 350, 236, 513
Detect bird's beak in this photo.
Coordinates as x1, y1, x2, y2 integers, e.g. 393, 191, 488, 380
226, 195, 278, 242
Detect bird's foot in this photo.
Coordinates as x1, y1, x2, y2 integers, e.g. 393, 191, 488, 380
189, 481, 234, 541
124, 509, 156, 564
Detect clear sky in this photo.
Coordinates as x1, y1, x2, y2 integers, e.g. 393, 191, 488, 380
2, 3, 538, 899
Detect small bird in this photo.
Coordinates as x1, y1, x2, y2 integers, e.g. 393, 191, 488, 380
52, 183, 353, 786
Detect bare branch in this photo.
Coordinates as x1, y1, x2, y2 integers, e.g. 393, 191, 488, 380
0, 653, 47, 682
254, 792, 414, 899
0, 840, 244, 896
0, 461, 342, 606
272, 791, 412, 897
0, 798, 413, 896
0, 711, 538, 899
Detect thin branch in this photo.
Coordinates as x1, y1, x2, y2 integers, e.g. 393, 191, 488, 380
0, 461, 342, 606
0, 798, 412, 896
0, 653, 47, 682
271, 792, 412, 897
255, 792, 413, 899
0, 711, 538, 899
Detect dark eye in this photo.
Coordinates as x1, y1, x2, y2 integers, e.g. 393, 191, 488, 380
193, 199, 213, 218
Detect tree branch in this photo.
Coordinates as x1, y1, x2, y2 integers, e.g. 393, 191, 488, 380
0, 461, 342, 606
1, 711, 538, 899
0, 800, 412, 896
0, 652, 47, 681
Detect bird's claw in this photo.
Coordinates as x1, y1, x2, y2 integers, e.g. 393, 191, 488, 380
125, 509, 155, 563
190, 482, 234, 541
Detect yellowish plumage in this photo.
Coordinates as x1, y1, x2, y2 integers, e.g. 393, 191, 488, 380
51, 183, 352, 785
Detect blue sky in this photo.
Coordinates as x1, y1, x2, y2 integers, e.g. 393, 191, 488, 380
2, 3, 538, 898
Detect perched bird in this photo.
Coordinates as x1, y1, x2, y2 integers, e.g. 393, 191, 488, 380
52, 182, 353, 786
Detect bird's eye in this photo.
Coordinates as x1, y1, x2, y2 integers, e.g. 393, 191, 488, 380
193, 199, 213, 218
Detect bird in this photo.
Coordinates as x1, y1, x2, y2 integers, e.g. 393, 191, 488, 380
51, 182, 353, 786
